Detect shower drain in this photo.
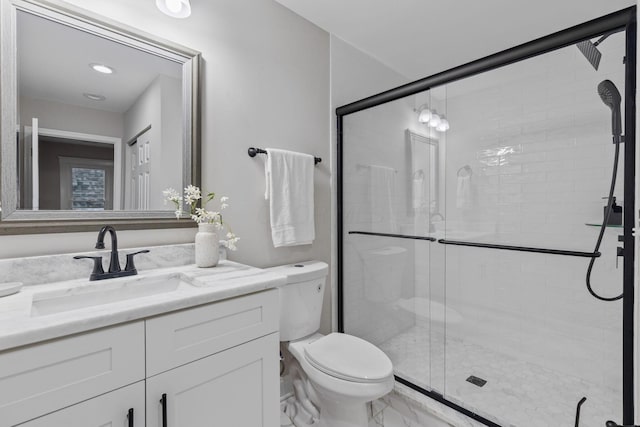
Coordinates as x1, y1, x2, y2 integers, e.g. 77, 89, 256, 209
466, 375, 487, 387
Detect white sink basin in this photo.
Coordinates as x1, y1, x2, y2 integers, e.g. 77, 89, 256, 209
30, 273, 191, 317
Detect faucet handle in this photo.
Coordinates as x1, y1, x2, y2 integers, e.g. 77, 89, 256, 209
124, 250, 150, 273
73, 256, 105, 280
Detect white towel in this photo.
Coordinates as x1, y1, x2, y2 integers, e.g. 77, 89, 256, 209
456, 175, 472, 209
369, 165, 396, 233
264, 148, 315, 247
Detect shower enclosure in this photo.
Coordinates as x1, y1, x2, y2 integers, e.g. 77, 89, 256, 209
337, 8, 636, 427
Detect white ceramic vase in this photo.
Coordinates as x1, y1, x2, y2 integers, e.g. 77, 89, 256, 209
195, 223, 219, 268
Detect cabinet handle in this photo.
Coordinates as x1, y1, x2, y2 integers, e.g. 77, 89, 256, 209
127, 408, 134, 427
160, 393, 168, 427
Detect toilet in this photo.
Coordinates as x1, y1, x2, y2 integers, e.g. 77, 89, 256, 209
267, 261, 394, 427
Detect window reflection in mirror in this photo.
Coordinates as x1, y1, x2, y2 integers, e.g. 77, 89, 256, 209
16, 9, 184, 211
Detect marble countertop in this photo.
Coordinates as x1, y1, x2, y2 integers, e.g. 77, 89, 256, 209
0, 260, 286, 352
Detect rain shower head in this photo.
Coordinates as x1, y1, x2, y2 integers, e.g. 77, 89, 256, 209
576, 32, 615, 70
577, 40, 602, 70
598, 79, 622, 141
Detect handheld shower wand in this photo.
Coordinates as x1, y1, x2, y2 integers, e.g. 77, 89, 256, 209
586, 80, 623, 302
598, 79, 623, 143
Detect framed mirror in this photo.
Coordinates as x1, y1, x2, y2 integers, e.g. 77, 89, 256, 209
406, 129, 438, 217
0, 0, 201, 234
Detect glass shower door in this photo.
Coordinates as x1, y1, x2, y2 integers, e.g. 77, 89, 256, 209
338, 19, 631, 426
341, 89, 446, 396
440, 31, 625, 426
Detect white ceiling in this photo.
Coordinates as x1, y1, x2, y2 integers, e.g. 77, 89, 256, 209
275, 0, 636, 80
17, 10, 182, 113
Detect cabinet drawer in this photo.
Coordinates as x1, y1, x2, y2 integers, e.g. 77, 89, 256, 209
146, 289, 278, 376
0, 322, 145, 426
16, 381, 144, 427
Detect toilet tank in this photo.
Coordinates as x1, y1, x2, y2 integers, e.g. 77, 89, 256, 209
265, 261, 328, 342
362, 246, 407, 303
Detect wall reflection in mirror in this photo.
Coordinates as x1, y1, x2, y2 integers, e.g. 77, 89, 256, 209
16, 10, 183, 212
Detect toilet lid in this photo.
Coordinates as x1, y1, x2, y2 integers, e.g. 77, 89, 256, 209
304, 333, 393, 383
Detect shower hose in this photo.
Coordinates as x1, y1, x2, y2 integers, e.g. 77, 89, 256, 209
586, 136, 624, 302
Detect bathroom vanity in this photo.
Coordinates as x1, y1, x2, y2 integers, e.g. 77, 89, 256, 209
0, 261, 284, 426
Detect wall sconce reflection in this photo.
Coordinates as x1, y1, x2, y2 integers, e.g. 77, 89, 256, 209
416, 104, 450, 132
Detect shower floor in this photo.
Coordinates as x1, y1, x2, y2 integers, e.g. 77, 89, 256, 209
378, 326, 621, 427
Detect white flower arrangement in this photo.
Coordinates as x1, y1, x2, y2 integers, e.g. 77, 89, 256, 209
163, 186, 239, 251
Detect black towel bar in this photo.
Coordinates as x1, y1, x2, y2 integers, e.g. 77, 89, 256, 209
248, 147, 321, 165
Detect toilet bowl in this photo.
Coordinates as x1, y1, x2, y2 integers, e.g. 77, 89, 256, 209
267, 261, 394, 427
288, 333, 394, 427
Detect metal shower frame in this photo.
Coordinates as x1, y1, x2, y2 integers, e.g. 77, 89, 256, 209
336, 7, 636, 426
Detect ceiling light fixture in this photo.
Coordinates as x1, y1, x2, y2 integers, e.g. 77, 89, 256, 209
89, 63, 114, 74
83, 93, 106, 101
156, 0, 191, 18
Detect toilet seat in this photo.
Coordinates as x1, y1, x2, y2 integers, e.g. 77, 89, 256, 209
304, 333, 393, 383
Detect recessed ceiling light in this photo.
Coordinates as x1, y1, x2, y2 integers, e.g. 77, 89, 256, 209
156, 0, 191, 18
83, 93, 106, 101
89, 63, 114, 74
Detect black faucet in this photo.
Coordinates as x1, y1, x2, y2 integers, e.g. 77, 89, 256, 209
96, 225, 121, 273
74, 225, 149, 281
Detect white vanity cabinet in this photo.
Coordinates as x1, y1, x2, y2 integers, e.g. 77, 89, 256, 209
0, 288, 280, 427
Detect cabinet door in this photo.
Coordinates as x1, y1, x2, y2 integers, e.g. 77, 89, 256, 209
17, 381, 144, 427
0, 322, 145, 426
146, 333, 279, 427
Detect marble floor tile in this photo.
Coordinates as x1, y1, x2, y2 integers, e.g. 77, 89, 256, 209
378, 325, 621, 427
